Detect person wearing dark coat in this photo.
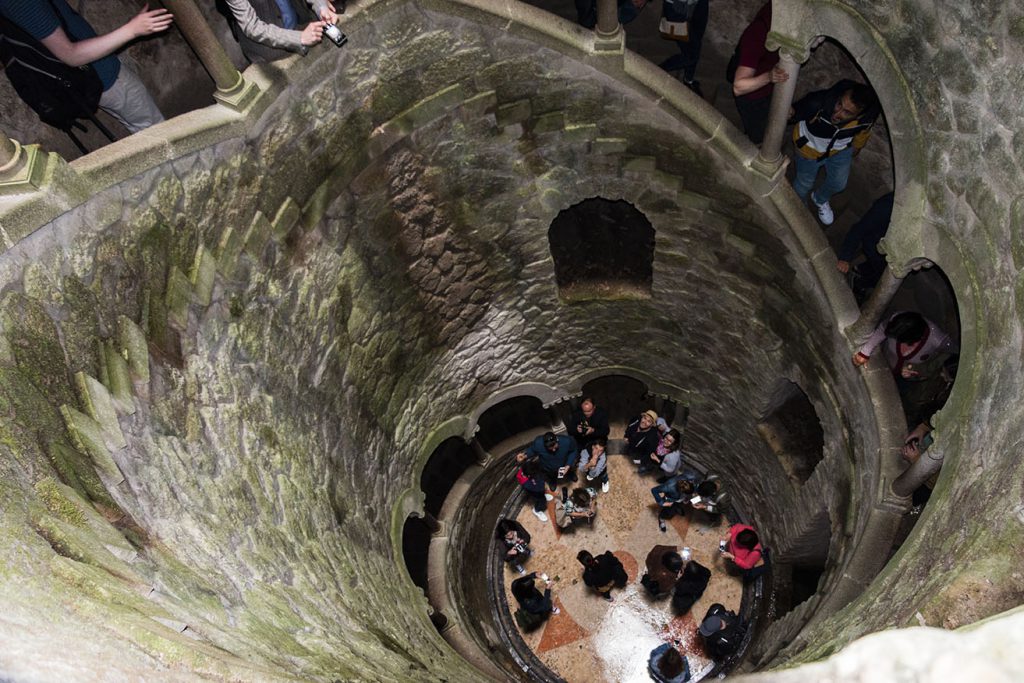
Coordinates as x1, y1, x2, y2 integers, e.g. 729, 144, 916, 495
837, 191, 894, 301
511, 572, 559, 616
495, 518, 531, 574
578, 550, 628, 602
671, 560, 711, 613
641, 545, 683, 597
626, 410, 661, 467
566, 397, 610, 448
520, 431, 579, 490
698, 603, 744, 660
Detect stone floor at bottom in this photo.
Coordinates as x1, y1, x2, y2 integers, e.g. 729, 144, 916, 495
502, 455, 744, 682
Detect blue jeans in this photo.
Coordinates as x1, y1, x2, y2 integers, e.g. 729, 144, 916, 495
792, 147, 853, 204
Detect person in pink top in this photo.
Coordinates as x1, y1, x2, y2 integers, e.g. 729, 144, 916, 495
853, 311, 958, 377
721, 524, 768, 581
853, 310, 959, 427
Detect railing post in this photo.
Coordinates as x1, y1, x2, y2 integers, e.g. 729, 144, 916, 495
596, 0, 619, 36
0, 132, 20, 172
160, 0, 259, 111
594, 0, 623, 51
757, 49, 801, 166
847, 266, 903, 343
0, 130, 49, 195
892, 445, 943, 498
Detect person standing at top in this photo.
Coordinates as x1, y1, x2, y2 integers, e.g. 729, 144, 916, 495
657, 0, 709, 97
222, 0, 339, 63
789, 79, 879, 226
0, 0, 172, 132
730, 2, 789, 143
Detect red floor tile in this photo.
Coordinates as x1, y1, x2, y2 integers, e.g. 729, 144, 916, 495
537, 597, 589, 653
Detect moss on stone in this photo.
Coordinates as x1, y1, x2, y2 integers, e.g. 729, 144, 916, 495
34, 477, 87, 527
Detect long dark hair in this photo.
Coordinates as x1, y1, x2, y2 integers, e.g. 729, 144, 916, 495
736, 528, 759, 550
658, 646, 685, 677
495, 518, 521, 540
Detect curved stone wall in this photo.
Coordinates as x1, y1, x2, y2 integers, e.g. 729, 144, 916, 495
3, 0, 1020, 681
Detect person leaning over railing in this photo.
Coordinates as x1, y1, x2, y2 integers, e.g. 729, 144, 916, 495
221, 0, 338, 64
0, 0, 173, 132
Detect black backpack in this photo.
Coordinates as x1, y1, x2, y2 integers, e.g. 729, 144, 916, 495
0, 9, 103, 131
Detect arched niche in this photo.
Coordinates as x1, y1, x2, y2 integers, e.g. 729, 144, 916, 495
547, 197, 655, 301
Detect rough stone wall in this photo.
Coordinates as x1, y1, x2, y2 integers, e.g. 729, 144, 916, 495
0, 2, 881, 679
763, 0, 1024, 664
0, 0, 244, 160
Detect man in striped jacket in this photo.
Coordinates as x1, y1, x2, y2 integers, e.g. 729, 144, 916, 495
789, 79, 879, 226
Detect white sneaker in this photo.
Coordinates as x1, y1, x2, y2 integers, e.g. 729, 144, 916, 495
601, 481, 610, 493
814, 198, 835, 225
551, 607, 560, 615
544, 493, 554, 502
533, 509, 549, 522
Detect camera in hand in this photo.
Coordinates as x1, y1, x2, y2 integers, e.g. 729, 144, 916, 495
324, 23, 348, 47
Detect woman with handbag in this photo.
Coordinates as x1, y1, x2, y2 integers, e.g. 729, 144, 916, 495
658, 0, 709, 96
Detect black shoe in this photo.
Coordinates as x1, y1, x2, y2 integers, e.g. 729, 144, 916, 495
683, 79, 703, 98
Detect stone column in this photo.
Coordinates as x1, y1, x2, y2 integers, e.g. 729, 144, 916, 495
0, 130, 49, 195
0, 131, 20, 173
160, 0, 259, 111
593, 0, 623, 52
847, 267, 903, 343
892, 446, 943, 498
757, 50, 801, 166
596, 0, 619, 36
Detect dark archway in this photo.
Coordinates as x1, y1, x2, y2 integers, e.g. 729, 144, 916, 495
757, 380, 825, 486
548, 198, 655, 300
420, 437, 477, 518
475, 396, 555, 452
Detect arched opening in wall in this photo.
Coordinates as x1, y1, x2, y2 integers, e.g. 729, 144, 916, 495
402, 515, 433, 595
772, 510, 831, 620
579, 374, 653, 427
420, 437, 477, 518
475, 396, 555, 453
881, 263, 961, 552
401, 515, 449, 632
756, 380, 824, 485
548, 198, 655, 301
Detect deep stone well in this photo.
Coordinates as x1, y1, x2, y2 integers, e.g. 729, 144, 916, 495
1, 0, 1023, 681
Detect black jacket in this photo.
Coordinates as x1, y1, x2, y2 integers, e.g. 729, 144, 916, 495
583, 551, 628, 589
671, 561, 710, 613
567, 405, 610, 443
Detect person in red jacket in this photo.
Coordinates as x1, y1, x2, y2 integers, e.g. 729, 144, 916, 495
721, 524, 768, 581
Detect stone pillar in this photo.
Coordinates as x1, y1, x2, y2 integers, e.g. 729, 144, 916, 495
892, 446, 943, 498
0, 130, 49, 195
756, 50, 801, 166
0, 131, 19, 173
847, 266, 903, 343
593, 0, 623, 52
596, 0, 618, 36
160, 0, 259, 111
